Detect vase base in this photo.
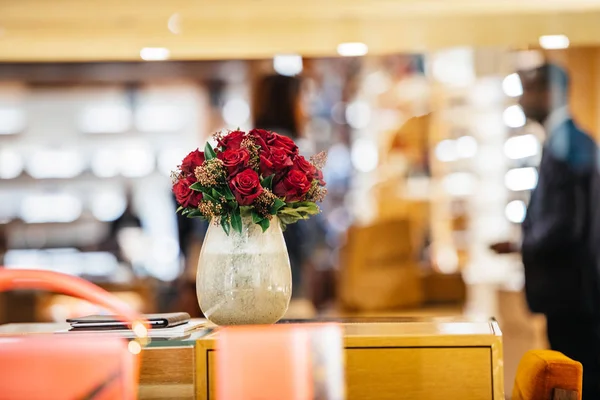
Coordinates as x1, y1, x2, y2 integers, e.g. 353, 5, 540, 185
201, 289, 290, 326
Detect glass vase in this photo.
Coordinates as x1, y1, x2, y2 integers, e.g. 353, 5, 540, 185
196, 216, 292, 325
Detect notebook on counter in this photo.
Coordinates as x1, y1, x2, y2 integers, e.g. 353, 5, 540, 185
67, 312, 191, 330
57, 317, 208, 339
61, 312, 208, 339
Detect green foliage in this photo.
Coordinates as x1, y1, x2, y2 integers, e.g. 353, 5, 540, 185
277, 202, 320, 226
220, 215, 231, 236
260, 174, 274, 190
269, 198, 286, 215
189, 182, 203, 191
258, 218, 270, 232
186, 209, 204, 218
203, 192, 219, 203
223, 185, 235, 201
204, 141, 217, 160
251, 210, 263, 224
230, 207, 243, 234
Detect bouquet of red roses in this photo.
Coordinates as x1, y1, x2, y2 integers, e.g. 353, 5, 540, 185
172, 129, 327, 234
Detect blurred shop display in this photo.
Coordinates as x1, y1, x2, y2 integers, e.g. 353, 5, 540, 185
339, 219, 423, 311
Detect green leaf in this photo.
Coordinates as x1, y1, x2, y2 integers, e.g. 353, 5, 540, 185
231, 208, 243, 234
203, 193, 219, 203
239, 206, 253, 218
220, 215, 230, 236
205, 141, 217, 160
176, 206, 184, 213
276, 202, 320, 226
211, 188, 222, 200
223, 184, 235, 201
269, 198, 286, 215
187, 209, 203, 218
190, 182, 204, 191
285, 201, 320, 212
181, 208, 192, 215
278, 214, 296, 226
260, 174, 274, 190
258, 218, 270, 232
251, 211, 263, 224
278, 209, 303, 218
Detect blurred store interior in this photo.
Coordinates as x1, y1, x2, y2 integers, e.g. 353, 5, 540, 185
3, 0, 600, 393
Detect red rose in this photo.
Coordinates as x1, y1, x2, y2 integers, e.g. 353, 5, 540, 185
248, 129, 269, 151
230, 169, 263, 205
217, 148, 250, 176
180, 149, 205, 175
249, 129, 273, 146
173, 176, 203, 208
260, 147, 293, 176
273, 169, 311, 202
268, 133, 298, 155
292, 155, 316, 180
259, 153, 274, 177
218, 130, 246, 150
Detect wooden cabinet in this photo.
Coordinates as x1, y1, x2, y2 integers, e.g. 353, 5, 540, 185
195, 320, 504, 400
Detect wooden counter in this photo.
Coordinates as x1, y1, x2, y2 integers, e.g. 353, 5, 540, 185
196, 319, 504, 400
0, 318, 503, 400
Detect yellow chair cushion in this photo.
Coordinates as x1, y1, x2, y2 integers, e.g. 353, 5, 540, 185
512, 350, 582, 400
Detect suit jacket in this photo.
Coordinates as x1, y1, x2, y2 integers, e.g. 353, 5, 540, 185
522, 119, 600, 318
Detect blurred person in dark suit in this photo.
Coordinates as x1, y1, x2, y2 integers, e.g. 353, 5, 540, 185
492, 63, 600, 398
253, 74, 318, 303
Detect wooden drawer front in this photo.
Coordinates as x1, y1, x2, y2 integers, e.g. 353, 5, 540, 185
208, 351, 217, 399
346, 347, 493, 400
205, 347, 493, 400
140, 346, 195, 400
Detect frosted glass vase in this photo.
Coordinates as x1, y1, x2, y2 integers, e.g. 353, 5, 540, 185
196, 217, 292, 325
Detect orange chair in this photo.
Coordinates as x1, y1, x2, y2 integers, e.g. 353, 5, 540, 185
0, 269, 147, 400
513, 350, 582, 400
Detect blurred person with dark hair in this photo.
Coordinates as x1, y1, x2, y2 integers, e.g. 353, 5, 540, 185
492, 63, 600, 398
253, 74, 317, 303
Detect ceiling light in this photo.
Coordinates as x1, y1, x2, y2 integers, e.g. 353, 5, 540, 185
505, 167, 538, 191
539, 35, 570, 50
168, 13, 182, 35
273, 54, 303, 76
456, 136, 478, 159
504, 134, 539, 159
0, 148, 23, 179
505, 200, 527, 223
502, 73, 523, 97
337, 42, 368, 57
140, 47, 170, 61
0, 108, 26, 135
435, 139, 457, 162
503, 105, 526, 128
